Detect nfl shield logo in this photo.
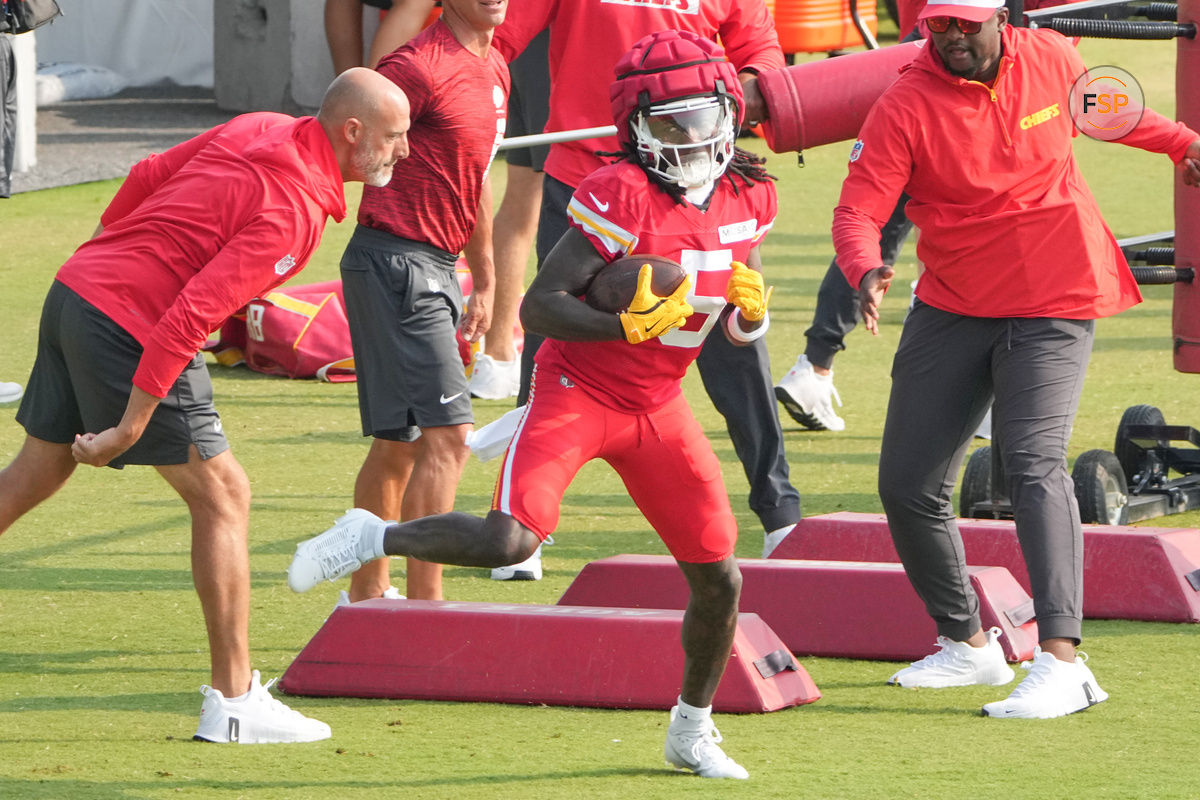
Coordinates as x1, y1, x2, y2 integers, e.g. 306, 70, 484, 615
849, 140, 865, 163
274, 254, 297, 276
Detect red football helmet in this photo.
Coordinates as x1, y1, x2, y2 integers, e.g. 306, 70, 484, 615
609, 30, 745, 189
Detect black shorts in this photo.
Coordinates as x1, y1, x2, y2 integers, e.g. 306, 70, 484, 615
504, 29, 550, 172
339, 226, 473, 441
17, 281, 229, 468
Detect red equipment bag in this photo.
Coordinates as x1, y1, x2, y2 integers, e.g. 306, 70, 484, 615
208, 280, 357, 382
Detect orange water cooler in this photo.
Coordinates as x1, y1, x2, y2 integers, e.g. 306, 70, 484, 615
771, 0, 878, 54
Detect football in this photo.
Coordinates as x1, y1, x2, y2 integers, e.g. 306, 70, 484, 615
584, 254, 687, 314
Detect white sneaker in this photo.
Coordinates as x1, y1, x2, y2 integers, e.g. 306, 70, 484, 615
288, 509, 387, 593
490, 543, 543, 581
774, 354, 845, 432
334, 585, 405, 608
762, 524, 794, 558
664, 707, 749, 779
0, 381, 23, 404
469, 353, 519, 400
194, 670, 331, 744
981, 648, 1108, 719
888, 627, 1015, 688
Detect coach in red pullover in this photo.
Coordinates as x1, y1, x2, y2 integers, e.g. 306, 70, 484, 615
0, 68, 410, 743
833, 0, 1200, 718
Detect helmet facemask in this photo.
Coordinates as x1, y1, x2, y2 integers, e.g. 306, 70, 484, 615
632, 94, 738, 190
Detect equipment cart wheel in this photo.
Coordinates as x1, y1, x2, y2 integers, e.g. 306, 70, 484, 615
1073, 449, 1129, 525
959, 446, 992, 518
1114, 404, 1167, 485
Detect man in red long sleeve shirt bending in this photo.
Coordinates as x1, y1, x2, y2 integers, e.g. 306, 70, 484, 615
833, 0, 1200, 718
0, 67, 411, 743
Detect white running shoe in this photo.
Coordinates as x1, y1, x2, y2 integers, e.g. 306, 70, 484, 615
762, 524, 794, 558
469, 353, 519, 400
335, 585, 405, 608
0, 381, 23, 404
288, 509, 387, 593
663, 707, 749, 779
490, 544, 543, 581
981, 648, 1108, 719
774, 354, 845, 432
194, 670, 331, 744
888, 627, 1015, 688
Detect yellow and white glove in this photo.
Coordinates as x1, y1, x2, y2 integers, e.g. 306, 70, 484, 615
618, 264, 693, 344
725, 261, 773, 322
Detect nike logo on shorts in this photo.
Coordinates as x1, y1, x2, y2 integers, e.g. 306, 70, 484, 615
440, 392, 464, 404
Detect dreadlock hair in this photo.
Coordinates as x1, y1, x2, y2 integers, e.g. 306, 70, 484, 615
596, 143, 777, 207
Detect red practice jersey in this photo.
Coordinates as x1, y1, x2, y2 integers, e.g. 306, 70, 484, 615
56, 113, 345, 398
535, 162, 777, 415
359, 21, 509, 254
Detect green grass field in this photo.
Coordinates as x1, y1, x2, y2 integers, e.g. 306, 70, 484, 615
2, 36, 1199, 800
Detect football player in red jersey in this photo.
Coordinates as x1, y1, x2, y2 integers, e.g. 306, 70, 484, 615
291, 31, 777, 779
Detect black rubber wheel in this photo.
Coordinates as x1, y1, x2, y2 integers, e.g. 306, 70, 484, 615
959, 446, 992, 518
1114, 404, 1166, 484
1073, 449, 1129, 525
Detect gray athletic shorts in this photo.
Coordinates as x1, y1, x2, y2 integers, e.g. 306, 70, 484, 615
504, 29, 550, 172
17, 280, 229, 468
340, 225, 473, 441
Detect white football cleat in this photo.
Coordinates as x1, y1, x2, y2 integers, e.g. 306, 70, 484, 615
288, 509, 387, 593
664, 707, 748, 779
194, 670, 331, 744
774, 354, 845, 432
981, 648, 1108, 719
490, 543, 543, 581
888, 627, 1015, 688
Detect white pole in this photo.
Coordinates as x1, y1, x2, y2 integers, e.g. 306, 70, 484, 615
497, 125, 618, 151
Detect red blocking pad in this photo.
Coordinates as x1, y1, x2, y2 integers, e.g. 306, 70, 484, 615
770, 512, 1200, 623
279, 599, 820, 713
558, 555, 1038, 662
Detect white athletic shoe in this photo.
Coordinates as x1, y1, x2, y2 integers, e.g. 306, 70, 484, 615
490, 543, 543, 581
762, 524, 794, 558
193, 670, 331, 744
774, 354, 845, 432
335, 585, 405, 609
888, 627, 1015, 688
664, 707, 749, 779
288, 509, 387, 593
981, 648, 1108, 719
0, 381, 23, 404
469, 353, 519, 400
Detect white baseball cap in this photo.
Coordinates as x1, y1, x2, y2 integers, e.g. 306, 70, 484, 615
919, 0, 1005, 23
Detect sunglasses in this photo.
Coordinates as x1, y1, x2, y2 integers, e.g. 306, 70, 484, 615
925, 16, 985, 34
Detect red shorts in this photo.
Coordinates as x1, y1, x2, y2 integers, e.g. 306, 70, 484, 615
494, 366, 737, 563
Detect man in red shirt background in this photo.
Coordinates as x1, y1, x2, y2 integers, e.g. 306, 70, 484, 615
0, 67, 411, 742
337, 0, 508, 604
835, 0, 1200, 718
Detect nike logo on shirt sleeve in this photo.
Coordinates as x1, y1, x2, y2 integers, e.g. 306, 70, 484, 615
589, 192, 610, 212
